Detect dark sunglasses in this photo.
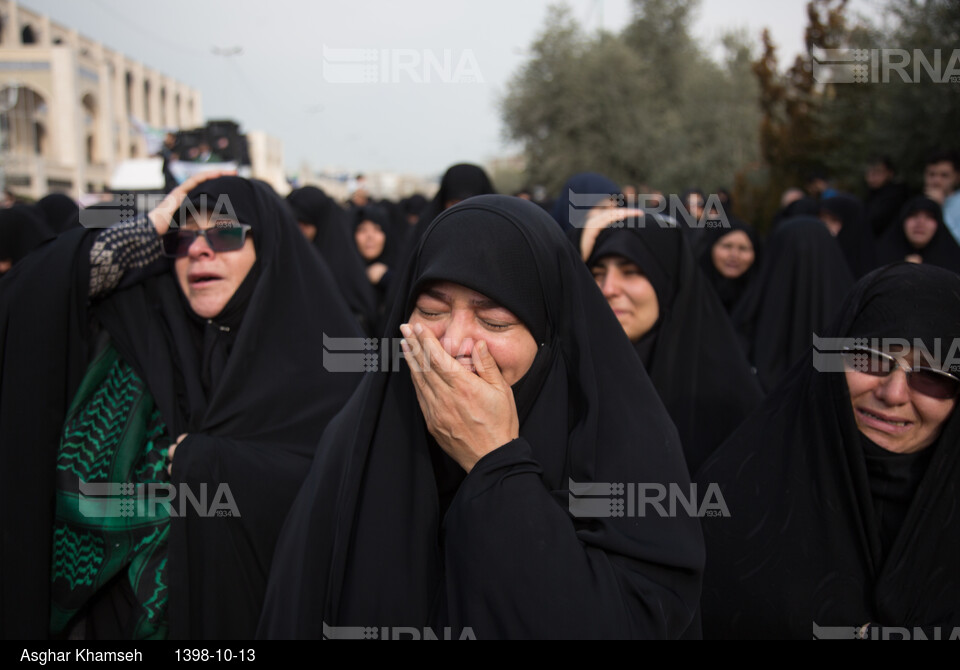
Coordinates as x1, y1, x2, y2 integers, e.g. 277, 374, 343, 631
161, 223, 251, 258
842, 346, 960, 400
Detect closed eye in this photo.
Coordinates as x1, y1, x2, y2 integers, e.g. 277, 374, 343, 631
416, 306, 445, 318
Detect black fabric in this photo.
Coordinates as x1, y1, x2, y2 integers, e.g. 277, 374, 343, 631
36, 194, 81, 235
259, 195, 704, 639
352, 204, 403, 334
876, 197, 960, 275
732, 217, 855, 392
822, 193, 878, 279
861, 434, 936, 560
771, 196, 819, 232
864, 181, 907, 238
0, 203, 55, 269
587, 219, 764, 475
373, 198, 410, 267
697, 218, 761, 314
352, 204, 399, 268
393, 164, 497, 319
286, 186, 378, 335
0, 177, 364, 639
550, 172, 622, 233
411, 163, 496, 245
0, 227, 93, 639
696, 263, 960, 639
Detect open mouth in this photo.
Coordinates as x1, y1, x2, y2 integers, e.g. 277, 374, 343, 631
857, 407, 912, 431
188, 273, 222, 286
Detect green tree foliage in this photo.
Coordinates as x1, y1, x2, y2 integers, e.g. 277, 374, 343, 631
748, 0, 960, 227
501, 1, 760, 197
819, 0, 960, 193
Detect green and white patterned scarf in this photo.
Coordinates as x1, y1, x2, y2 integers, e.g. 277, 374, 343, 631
50, 342, 170, 639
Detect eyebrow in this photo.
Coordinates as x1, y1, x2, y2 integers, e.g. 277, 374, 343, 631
594, 257, 640, 270
422, 288, 503, 310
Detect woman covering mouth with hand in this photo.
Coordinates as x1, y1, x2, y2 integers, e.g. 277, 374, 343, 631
259, 195, 704, 639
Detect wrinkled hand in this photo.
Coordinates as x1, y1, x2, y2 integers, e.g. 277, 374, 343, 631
400, 323, 519, 473
167, 433, 188, 475
580, 207, 645, 260
148, 169, 237, 236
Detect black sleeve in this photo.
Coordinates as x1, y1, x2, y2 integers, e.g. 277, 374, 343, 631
441, 437, 702, 639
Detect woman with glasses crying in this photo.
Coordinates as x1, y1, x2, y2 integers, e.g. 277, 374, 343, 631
0, 173, 364, 639
695, 263, 960, 639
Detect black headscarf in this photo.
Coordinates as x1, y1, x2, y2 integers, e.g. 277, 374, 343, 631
412, 163, 496, 241
36, 193, 81, 235
550, 172, 622, 233
286, 185, 379, 334
698, 217, 761, 314
821, 193, 879, 279
876, 197, 960, 275
352, 204, 398, 268
732, 217, 855, 392
864, 180, 907, 238
696, 263, 960, 638
0, 177, 364, 639
771, 195, 819, 232
393, 164, 497, 315
587, 219, 764, 475
0, 203, 54, 271
259, 195, 704, 639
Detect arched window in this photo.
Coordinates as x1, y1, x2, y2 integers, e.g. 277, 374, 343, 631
1, 86, 49, 157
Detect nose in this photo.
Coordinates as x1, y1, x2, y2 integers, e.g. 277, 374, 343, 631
187, 231, 214, 259
875, 368, 911, 405
600, 270, 621, 298
437, 309, 476, 360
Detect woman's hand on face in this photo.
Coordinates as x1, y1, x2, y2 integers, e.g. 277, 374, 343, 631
366, 262, 389, 285
148, 169, 238, 236
580, 207, 645, 261
167, 433, 188, 475
400, 323, 519, 473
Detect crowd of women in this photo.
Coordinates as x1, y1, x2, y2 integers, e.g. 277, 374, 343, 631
0, 151, 958, 639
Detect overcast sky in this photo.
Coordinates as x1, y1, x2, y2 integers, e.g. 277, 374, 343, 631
19, 0, 887, 178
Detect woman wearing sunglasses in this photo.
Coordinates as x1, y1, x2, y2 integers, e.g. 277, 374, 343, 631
696, 263, 960, 638
0, 173, 363, 639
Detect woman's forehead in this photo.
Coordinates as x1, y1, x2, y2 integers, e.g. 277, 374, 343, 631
592, 253, 639, 269
183, 209, 241, 229
418, 280, 506, 310
718, 229, 752, 245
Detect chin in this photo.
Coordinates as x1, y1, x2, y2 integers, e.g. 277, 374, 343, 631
188, 296, 228, 319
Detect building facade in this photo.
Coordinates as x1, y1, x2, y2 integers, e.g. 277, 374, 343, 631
0, 0, 203, 199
